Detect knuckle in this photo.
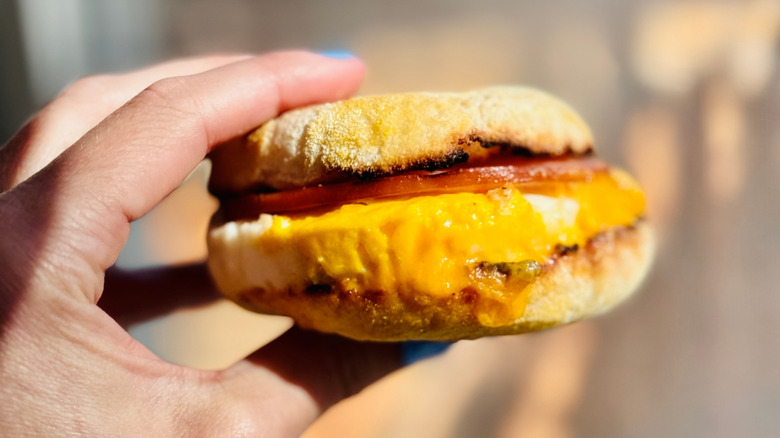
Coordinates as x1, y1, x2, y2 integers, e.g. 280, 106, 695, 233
0, 117, 43, 190
36, 73, 116, 130
141, 76, 192, 109
134, 76, 212, 145
59, 74, 114, 100
136, 76, 203, 125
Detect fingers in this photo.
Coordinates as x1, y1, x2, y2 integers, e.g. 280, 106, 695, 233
7, 51, 364, 303
101, 265, 403, 436
215, 328, 402, 436
73, 51, 361, 248
0, 54, 251, 191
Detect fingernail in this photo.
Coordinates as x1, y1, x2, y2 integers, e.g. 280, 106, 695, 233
317, 50, 356, 59
400, 341, 453, 366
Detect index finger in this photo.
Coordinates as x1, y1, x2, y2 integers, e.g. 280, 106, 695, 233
0, 54, 253, 192
8, 51, 364, 303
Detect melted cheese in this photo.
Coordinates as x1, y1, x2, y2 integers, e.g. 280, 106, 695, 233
209, 170, 644, 327
224, 170, 631, 301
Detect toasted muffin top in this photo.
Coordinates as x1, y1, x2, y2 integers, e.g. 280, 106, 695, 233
208, 86, 594, 193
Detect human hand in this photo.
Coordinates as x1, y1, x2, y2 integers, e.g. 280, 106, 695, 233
0, 52, 409, 436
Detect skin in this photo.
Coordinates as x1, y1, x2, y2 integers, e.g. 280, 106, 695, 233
0, 52, 404, 437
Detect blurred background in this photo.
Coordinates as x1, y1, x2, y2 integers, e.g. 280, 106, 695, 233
2, 0, 780, 436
